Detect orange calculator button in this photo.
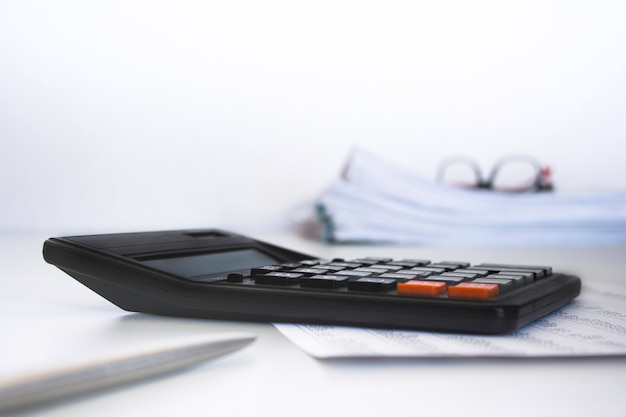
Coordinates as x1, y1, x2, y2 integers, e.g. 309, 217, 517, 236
397, 280, 446, 297
447, 282, 499, 300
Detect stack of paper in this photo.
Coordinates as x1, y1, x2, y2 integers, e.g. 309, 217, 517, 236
314, 149, 626, 245
275, 283, 626, 358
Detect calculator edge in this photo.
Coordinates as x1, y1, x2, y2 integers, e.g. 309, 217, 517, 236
42, 230, 582, 334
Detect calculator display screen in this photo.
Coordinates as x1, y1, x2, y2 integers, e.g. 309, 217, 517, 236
139, 249, 277, 278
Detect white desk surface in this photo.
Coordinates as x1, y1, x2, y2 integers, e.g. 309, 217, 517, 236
2, 232, 625, 417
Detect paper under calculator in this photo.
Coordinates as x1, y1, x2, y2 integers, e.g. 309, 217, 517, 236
43, 229, 581, 334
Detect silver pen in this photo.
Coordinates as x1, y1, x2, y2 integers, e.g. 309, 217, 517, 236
0, 332, 255, 413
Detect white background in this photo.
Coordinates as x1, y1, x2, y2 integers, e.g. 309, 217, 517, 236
2, 1, 625, 235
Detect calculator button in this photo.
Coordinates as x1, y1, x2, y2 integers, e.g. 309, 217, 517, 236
280, 263, 303, 269
327, 262, 363, 268
472, 277, 514, 293
338, 270, 375, 278
487, 273, 527, 287
399, 259, 431, 266
466, 267, 539, 280
438, 272, 479, 280
291, 268, 330, 276
362, 257, 394, 263
386, 261, 424, 268
353, 267, 388, 274
488, 271, 534, 283
227, 273, 245, 283
377, 273, 413, 281
347, 277, 397, 292
368, 264, 404, 271
448, 282, 499, 300
427, 263, 458, 271
395, 270, 432, 278
301, 274, 349, 289
481, 263, 552, 276
397, 281, 446, 297
454, 269, 490, 277
473, 264, 550, 278
313, 265, 348, 272
349, 258, 384, 266
251, 265, 285, 275
425, 275, 465, 285
254, 272, 303, 285
410, 267, 447, 274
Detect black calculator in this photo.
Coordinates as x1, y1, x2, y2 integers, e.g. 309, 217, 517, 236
43, 229, 581, 334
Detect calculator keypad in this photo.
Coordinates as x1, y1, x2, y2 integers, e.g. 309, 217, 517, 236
226, 257, 553, 301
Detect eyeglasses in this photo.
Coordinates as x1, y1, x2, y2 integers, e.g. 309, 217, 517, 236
436, 155, 554, 193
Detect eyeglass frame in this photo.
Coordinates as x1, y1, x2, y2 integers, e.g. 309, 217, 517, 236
436, 155, 554, 193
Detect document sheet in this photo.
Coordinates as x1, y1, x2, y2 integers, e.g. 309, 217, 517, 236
274, 283, 626, 358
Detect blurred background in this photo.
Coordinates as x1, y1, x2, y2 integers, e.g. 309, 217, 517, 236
2, 0, 625, 236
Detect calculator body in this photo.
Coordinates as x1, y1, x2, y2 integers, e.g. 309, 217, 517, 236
43, 229, 581, 334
